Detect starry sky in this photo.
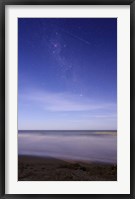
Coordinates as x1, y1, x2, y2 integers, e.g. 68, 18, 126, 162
18, 18, 117, 130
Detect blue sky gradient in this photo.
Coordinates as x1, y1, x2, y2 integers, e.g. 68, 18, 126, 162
18, 18, 117, 130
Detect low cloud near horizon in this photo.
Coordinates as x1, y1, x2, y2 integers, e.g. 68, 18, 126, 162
18, 89, 117, 130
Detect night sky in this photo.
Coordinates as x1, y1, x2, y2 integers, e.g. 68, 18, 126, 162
18, 18, 117, 130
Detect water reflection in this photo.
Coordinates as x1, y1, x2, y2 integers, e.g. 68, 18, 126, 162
18, 131, 117, 163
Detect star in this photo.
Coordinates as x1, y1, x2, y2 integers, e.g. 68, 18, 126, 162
54, 43, 58, 48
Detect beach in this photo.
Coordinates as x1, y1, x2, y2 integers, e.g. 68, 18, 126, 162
18, 155, 117, 181
18, 130, 117, 181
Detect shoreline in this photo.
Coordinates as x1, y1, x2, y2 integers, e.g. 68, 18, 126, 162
18, 155, 117, 181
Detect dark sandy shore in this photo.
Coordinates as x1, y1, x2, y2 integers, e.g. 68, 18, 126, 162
18, 155, 117, 181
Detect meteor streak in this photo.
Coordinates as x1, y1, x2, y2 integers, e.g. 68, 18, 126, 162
60, 28, 91, 45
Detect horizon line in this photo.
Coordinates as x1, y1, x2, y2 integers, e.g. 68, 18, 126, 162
18, 129, 117, 131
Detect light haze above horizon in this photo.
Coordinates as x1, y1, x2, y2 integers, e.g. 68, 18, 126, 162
18, 18, 117, 130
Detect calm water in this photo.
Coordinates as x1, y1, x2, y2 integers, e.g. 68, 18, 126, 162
18, 130, 117, 163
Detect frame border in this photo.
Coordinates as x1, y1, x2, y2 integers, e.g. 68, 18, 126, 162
0, 0, 135, 198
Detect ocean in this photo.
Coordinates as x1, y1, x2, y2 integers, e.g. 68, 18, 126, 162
18, 130, 117, 163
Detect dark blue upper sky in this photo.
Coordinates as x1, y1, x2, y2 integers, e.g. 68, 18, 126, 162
18, 18, 117, 130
